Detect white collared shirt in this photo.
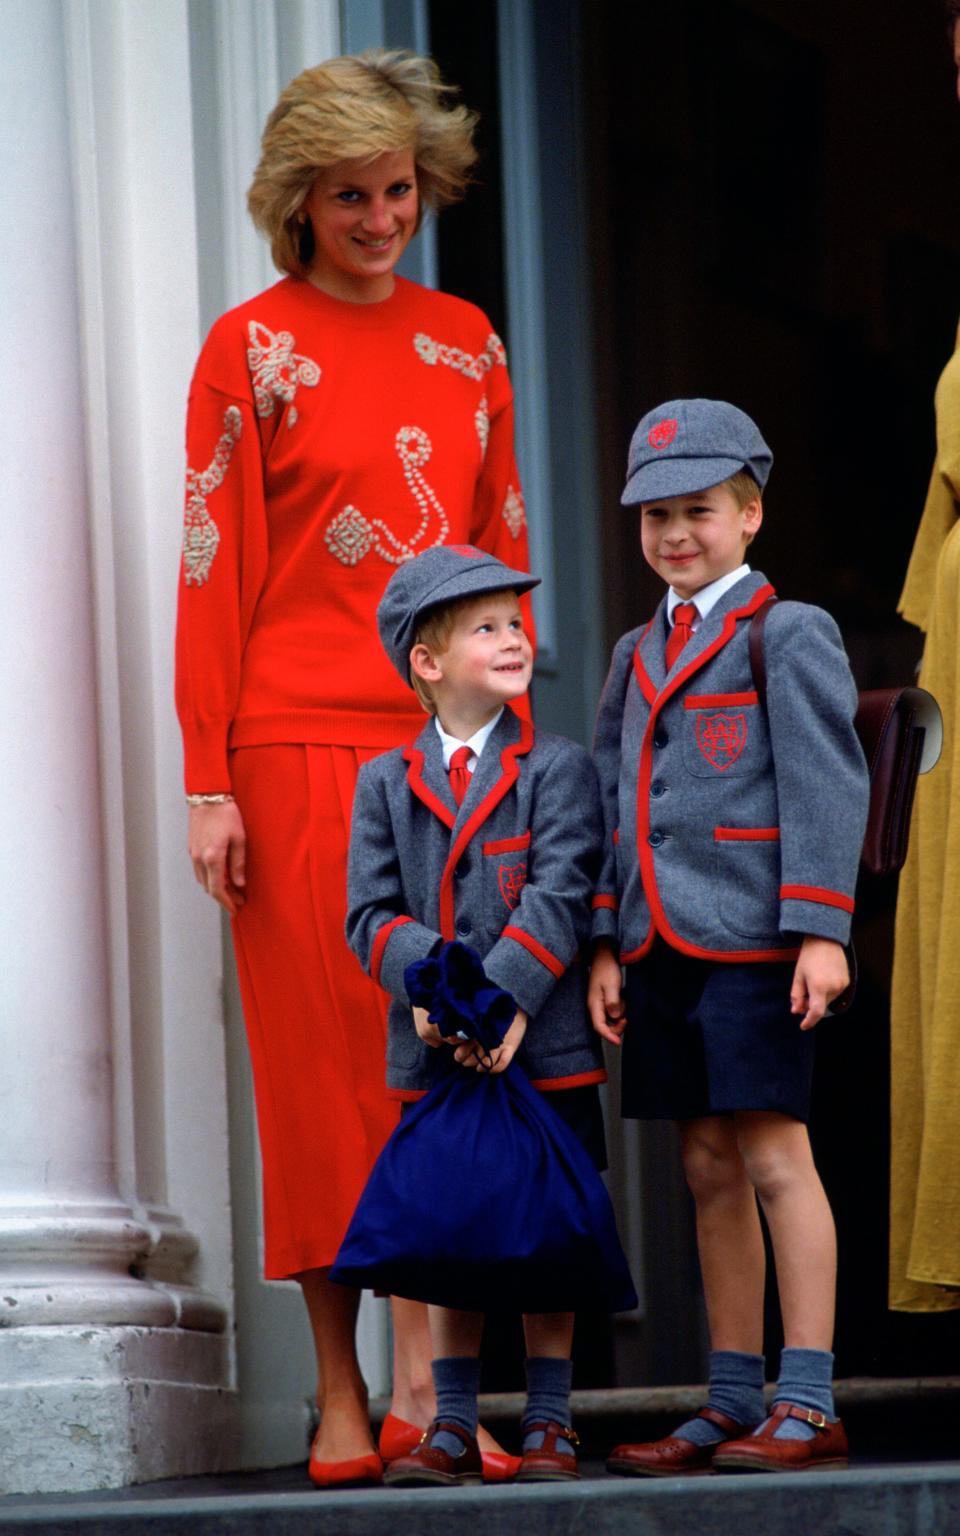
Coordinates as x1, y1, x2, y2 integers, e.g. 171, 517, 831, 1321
666, 564, 751, 631
434, 707, 504, 773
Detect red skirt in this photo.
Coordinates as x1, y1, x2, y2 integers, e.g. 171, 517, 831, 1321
230, 743, 400, 1279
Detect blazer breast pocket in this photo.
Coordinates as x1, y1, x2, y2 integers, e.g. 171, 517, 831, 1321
481, 831, 530, 932
682, 692, 764, 779
713, 827, 781, 937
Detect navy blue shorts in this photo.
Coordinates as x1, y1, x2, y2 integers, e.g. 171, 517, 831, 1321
403, 1081, 607, 1171
621, 943, 814, 1123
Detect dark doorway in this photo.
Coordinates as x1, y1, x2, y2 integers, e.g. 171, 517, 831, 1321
585, 0, 960, 1382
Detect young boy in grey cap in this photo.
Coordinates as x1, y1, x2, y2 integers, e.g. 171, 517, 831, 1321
590, 398, 869, 1475
346, 544, 610, 1485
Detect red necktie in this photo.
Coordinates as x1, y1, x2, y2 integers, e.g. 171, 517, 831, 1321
449, 745, 472, 807
665, 602, 698, 670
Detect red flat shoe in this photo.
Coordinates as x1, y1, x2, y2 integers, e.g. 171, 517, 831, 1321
378, 1412, 422, 1461
308, 1436, 383, 1489
379, 1414, 520, 1482
480, 1449, 522, 1482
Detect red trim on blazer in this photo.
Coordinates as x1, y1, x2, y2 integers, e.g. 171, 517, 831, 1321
483, 831, 531, 854
371, 914, 414, 985
633, 583, 775, 706
403, 746, 456, 829
621, 930, 655, 965
529, 1068, 608, 1091
613, 828, 620, 844
714, 826, 781, 842
389, 1069, 606, 1099
502, 924, 565, 978
437, 711, 534, 939
685, 691, 759, 709
632, 584, 797, 962
780, 884, 855, 914
632, 618, 658, 704
592, 894, 618, 910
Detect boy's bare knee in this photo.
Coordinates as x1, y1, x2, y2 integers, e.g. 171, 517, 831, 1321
680, 1121, 743, 1201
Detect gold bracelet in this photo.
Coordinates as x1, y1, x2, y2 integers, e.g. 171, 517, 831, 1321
186, 792, 235, 807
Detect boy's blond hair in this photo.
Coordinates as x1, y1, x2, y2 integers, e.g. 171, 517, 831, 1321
724, 470, 763, 545
724, 470, 762, 509
410, 589, 520, 713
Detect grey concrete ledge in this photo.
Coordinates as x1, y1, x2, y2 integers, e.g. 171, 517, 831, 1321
2, 1463, 960, 1536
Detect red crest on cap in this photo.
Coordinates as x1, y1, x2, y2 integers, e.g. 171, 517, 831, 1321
648, 419, 678, 451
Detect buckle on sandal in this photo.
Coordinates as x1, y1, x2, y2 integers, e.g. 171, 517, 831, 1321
804, 1409, 827, 1428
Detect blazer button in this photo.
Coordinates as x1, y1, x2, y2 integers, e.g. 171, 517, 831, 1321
650, 780, 665, 797
455, 858, 470, 879
648, 831, 665, 848
653, 731, 668, 748
455, 918, 472, 936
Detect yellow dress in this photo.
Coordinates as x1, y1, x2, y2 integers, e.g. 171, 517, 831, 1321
890, 322, 960, 1311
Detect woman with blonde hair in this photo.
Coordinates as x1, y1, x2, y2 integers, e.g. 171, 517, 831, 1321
176, 50, 531, 1487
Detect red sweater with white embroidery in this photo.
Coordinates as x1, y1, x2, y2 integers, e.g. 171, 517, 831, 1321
175, 275, 531, 791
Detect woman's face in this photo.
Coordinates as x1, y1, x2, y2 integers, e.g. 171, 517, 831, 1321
302, 149, 418, 302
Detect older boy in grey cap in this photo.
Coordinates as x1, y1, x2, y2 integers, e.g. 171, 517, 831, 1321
346, 545, 611, 1486
591, 399, 869, 1475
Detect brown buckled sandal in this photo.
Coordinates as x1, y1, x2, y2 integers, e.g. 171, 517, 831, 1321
516, 1421, 580, 1483
606, 1407, 751, 1477
712, 1402, 849, 1474
382, 1419, 484, 1487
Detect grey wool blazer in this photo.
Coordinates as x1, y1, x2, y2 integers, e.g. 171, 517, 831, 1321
592, 570, 870, 963
347, 706, 607, 1097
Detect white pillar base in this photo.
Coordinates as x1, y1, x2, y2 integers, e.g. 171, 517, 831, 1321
0, 1327, 240, 1496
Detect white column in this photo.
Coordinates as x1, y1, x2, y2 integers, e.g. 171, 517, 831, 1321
0, 0, 236, 1494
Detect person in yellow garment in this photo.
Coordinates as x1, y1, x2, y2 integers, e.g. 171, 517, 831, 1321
889, 2, 960, 1314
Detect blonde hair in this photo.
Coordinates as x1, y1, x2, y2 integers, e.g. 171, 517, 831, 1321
409, 590, 520, 714
724, 470, 762, 509
247, 50, 479, 277
723, 470, 763, 546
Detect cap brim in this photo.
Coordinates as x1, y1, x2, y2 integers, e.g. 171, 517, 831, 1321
621, 455, 745, 505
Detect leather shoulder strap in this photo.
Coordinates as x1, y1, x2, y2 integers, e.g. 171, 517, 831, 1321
748, 596, 779, 707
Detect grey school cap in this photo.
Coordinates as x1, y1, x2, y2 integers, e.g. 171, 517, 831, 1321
622, 398, 773, 504
377, 544, 540, 684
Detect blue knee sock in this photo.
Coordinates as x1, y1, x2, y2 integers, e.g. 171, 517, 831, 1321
522, 1356, 574, 1455
674, 1350, 765, 1446
430, 1357, 480, 1458
765, 1347, 835, 1442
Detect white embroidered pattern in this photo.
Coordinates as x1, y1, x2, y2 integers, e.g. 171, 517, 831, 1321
246, 321, 320, 427
475, 394, 489, 456
502, 485, 526, 540
324, 426, 449, 567
182, 407, 242, 586
413, 331, 506, 381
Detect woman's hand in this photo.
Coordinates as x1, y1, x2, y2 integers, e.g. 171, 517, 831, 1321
454, 1009, 527, 1075
413, 1005, 444, 1048
588, 942, 627, 1044
790, 936, 850, 1030
188, 800, 247, 916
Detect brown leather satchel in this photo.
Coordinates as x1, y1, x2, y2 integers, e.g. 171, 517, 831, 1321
748, 598, 942, 878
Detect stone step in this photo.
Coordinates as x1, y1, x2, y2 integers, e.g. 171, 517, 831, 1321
2, 1463, 960, 1536
2, 1379, 957, 1536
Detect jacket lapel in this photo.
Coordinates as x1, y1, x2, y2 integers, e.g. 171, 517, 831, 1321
403, 719, 456, 829
659, 571, 775, 705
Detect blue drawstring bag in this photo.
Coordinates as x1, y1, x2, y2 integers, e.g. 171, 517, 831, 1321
331, 943, 637, 1314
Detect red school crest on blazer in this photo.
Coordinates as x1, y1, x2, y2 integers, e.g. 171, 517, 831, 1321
696, 712, 747, 771
498, 861, 527, 910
